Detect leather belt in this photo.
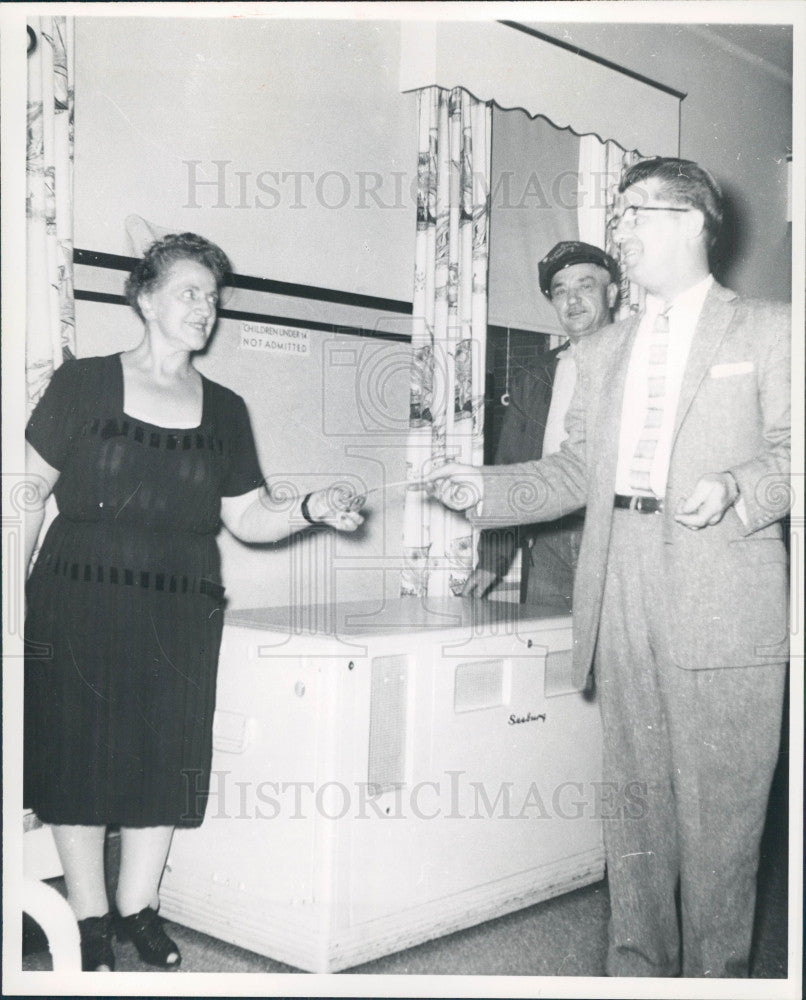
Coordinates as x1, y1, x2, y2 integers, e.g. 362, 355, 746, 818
614, 493, 663, 514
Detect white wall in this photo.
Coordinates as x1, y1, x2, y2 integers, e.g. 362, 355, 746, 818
74, 17, 418, 300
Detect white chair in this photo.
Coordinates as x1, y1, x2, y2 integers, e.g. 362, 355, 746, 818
23, 810, 81, 971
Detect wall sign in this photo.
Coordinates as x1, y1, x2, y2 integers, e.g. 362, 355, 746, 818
239, 321, 310, 357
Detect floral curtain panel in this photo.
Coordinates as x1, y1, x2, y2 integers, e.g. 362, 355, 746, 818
401, 87, 491, 598
605, 141, 644, 320
577, 134, 609, 253
26, 16, 75, 413
578, 134, 644, 321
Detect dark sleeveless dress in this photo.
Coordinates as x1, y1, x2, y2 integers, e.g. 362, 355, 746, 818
24, 353, 263, 827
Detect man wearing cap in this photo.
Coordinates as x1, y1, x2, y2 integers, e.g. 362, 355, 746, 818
426, 157, 790, 978
463, 241, 619, 607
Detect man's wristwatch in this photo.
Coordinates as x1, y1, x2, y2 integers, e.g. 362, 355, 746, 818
301, 493, 319, 524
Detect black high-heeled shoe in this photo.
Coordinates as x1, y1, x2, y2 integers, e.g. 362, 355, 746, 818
113, 905, 181, 969
77, 913, 115, 972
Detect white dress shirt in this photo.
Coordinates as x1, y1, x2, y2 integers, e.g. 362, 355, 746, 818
615, 274, 714, 497
541, 345, 577, 457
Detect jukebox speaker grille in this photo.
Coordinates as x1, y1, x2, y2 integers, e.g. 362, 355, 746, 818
454, 658, 508, 713
544, 649, 576, 696
367, 654, 409, 793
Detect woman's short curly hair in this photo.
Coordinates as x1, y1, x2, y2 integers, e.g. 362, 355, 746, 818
125, 232, 232, 320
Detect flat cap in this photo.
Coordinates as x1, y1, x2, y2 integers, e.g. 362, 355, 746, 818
538, 241, 620, 298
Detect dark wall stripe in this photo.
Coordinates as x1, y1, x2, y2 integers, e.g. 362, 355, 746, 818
74, 248, 412, 314
74, 290, 549, 346
73, 289, 413, 344
75, 251, 551, 345
75, 290, 126, 307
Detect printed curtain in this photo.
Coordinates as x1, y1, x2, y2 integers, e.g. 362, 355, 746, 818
26, 16, 75, 414
577, 134, 609, 253
401, 87, 491, 597
578, 134, 644, 321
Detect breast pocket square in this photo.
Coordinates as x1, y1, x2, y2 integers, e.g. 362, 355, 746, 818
709, 361, 754, 378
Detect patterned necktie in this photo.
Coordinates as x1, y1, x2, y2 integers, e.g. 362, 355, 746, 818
629, 309, 670, 494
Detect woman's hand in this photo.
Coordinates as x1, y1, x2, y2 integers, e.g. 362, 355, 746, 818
305, 484, 365, 532
422, 462, 484, 512
222, 483, 363, 542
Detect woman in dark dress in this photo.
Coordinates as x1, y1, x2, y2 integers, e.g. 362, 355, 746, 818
24, 233, 364, 971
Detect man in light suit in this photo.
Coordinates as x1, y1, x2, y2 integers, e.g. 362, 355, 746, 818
426, 157, 790, 978
464, 242, 618, 609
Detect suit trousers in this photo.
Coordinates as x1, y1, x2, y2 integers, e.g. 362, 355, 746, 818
595, 510, 786, 978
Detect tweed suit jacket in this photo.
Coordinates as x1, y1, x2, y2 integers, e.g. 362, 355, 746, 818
476, 344, 565, 579
470, 282, 791, 686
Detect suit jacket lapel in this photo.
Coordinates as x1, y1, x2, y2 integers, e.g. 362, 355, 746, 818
672, 282, 738, 444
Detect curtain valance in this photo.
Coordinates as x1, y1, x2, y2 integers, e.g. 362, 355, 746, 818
400, 21, 682, 158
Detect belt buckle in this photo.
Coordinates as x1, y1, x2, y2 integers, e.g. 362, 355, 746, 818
630, 495, 643, 512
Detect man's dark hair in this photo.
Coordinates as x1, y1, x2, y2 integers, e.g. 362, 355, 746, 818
619, 157, 723, 248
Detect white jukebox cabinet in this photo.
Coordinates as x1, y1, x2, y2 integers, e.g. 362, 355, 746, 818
160, 598, 604, 972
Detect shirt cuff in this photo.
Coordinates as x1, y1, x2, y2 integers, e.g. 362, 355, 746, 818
466, 498, 484, 520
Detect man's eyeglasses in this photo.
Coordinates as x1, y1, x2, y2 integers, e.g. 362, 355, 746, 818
606, 205, 691, 234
